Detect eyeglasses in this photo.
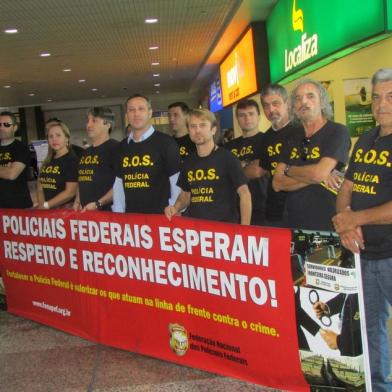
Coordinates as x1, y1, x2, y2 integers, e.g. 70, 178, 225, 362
300, 137, 310, 161
0, 122, 13, 128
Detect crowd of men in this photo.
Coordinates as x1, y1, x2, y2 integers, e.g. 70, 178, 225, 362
1, 68, 392, 390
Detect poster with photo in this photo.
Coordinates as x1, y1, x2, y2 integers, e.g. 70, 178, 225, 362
291, 229, 371, 391
344, 78, 375, 137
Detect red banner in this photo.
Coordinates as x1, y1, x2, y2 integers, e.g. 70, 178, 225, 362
0, 209, 309, 391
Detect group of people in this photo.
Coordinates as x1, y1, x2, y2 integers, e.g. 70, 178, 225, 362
1, 68, 392, 390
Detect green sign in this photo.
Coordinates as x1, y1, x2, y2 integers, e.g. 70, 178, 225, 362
267, 0, 390, 83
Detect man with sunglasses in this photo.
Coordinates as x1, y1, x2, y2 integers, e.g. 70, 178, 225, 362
273, 80, 350, 231
0, 111, 33, 209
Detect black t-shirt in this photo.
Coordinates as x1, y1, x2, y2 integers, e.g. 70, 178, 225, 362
178, 147, 247, 223
260, 123, 300, 221
39, 151, 79, 203
117, 131, 181, 214
174, 134, 196, 162
0, 139, 33, 208
225, 133, 267, 218
346, 127, 392, 259
281, 121, 350, 231
78, 139, 119, 211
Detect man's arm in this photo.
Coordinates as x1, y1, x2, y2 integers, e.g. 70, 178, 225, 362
333, 179, 364, 253
82, 188, 113, 212
168, 172, 181, 206
237, 184, 252, 225
0, 161, 26, 180
272, 162, 309, 192
111, 177, 125, 213
164, 190, 190, 221
282, 157, 338, 184
243, 159, 268, 180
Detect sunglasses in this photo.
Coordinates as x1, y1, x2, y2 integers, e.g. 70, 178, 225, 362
0, 122, 13, 128
300, 137, 310, 161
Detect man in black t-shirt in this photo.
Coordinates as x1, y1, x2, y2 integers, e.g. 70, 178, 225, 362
260, 84, 298, 226
165, 108, 251, 224
168, 101, 195, 161
73, 107, 119, 212
273, 79, 350, 231
225, 99, 267, 225
333, 68, 392, 391
0, 111, 32, 208
113, 94, 181, 214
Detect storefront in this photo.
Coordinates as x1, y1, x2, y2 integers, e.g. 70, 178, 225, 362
266, 0, 392, 137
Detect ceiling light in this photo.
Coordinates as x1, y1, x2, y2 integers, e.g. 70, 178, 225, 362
151, 62, 160, 66
155, 91, 160, 94
149, 46, 159, 50
40, 52, 51, 57
154, 83, 160, 87
145, 18, 158, 24
4, 28, 18, 34
91, 88, 98, 92
28, 93, 35, 96
63, 68, 72, 72
78, 79, 86, 83
3, 85, 11, 89
47, 99, 53, 102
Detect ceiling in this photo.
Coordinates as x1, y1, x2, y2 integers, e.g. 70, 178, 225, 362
0, 0, 277, 109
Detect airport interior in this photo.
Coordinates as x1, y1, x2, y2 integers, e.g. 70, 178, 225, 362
1, 0, 392, 391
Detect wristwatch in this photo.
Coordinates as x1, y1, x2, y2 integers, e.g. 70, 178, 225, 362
95, 200, 103, 210
284, 165, 290, 177
43, 201, 50, 209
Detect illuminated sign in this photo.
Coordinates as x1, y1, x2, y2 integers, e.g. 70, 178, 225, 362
267, 0, 390, 83
209, 74, 223, 112
220, 29, 258, 107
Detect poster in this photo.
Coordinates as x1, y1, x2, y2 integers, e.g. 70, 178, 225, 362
344, 78, 376, 137
291, 229, 371, 391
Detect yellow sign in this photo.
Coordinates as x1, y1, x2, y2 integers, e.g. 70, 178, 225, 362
220, 29, 258, 107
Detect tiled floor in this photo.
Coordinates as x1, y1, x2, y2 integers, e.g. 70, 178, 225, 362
0, 310, 280, 392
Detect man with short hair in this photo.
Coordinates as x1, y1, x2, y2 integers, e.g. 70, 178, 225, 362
73, 107, 119, 211
273, 79, 350, 231
168, 101, 195, 161
165, 108, 251, 224
225, 99, 267, 225
260, 84, 298, 226
112, 94, 181, 213
333, 68, 392, 391
0, 111, 33, 208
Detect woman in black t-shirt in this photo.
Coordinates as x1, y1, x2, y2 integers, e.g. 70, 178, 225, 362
37, 122, 78, 209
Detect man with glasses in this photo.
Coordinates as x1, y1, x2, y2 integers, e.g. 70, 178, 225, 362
333, 68, 392, 391
273, 80, 350, 231
0, 111, 33, 209
165, 108, 251, 224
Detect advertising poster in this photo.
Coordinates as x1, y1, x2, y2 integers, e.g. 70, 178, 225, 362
344, 78, 376, 137
0, 209, 309, 392
291, 229, 371, 391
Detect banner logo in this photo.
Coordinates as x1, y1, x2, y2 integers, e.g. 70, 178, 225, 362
292, 0, 303, 32
169, 323, 189, 356
285, 0, 318, 73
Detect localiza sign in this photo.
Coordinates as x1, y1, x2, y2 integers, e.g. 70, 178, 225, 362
267, 0, 387, 82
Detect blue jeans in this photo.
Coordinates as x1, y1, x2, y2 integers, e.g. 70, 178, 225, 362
361, 257, 392, 392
